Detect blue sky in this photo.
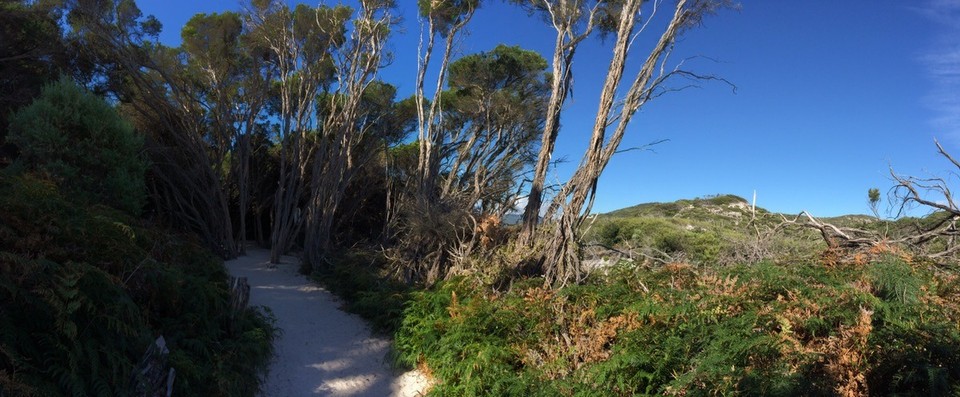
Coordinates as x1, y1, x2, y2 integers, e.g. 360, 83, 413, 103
139, 1, 960, 217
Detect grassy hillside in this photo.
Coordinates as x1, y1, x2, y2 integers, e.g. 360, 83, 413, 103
602, 194, 757, 218
584, 194, 827, 266
582, 194, 950, 270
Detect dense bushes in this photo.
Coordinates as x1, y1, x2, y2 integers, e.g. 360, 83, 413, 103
6, 77, 148, 215
0, 173, 275, 396
396, 256, 960, 396
311, 250, 412, 334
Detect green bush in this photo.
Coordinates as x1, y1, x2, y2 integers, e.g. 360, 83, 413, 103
589, 218, 727, 264
395, 258, 960, 396
311, 250, 411, 334
7, 77, 148, 215
0, 173, 276, 396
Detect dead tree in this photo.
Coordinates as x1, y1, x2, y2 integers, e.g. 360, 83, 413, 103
777, 211, 877, 250
889, 139, 960, 259
768, 140, 960, 263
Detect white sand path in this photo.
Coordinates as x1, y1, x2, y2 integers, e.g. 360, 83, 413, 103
225, 248, 429, 397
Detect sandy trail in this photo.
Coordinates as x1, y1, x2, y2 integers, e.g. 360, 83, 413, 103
225, 248, 429, 397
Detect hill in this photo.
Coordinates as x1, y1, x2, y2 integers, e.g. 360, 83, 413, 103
584, 194, 882, 266
603, 194, 755, 218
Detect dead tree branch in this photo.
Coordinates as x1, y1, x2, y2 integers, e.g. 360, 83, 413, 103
777, 211, 877, 249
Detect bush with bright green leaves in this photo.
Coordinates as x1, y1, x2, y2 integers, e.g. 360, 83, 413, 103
0, 173, 276, 396
6, 77, 148, 215
396, 257, 960, 396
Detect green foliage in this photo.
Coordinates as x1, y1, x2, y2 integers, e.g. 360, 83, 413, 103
587, 195, 825, 266
396, 280, 547, 396
447, 44, 548, 92
702, 194, 748, 206
181, 12, 243, 70
868, 257, 923, 304
0, 0, 67, 144
7, 77, 148, 215
868, 188, 881, 218
868, 188, 881, 207
310, 250, 412, 334
590, 216, 742, 265
395, 258, 960, 396
0, 173, 276, 396
418, 0, 479, 32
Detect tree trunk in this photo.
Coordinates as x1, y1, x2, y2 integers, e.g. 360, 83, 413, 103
300, 3, 393, 273
540, 0, 714, 286
236, 134, 250, 255
519, 29, 576, 245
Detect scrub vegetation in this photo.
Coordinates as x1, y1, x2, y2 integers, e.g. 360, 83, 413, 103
2, 0, 958, 395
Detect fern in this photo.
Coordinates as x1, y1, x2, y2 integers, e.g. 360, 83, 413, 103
0, 173, 276, 396
392, 255, 960, 396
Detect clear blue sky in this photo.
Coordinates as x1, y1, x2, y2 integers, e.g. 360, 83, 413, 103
139, 1, 960, 217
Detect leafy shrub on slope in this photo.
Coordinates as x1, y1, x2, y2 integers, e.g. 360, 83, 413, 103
397, 257, 960, 396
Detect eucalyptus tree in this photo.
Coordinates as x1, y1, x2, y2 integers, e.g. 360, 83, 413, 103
181, 11, 273, 255
66, 0, 240, 258
302, 0, 398, 272
333, 87, 418, 246
181, 13, 244, 171
414, 0, 480, 202
524, 0, 732, 286
395, 44, 549, 284
246, 1, 349, 263
438, 44, 549, 213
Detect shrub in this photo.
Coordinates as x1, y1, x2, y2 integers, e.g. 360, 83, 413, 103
0, 173, 275, 396
311, 250, 411, 334
395, 258, 960, 396
7, 77, 148, 215
701, 194, 747, 206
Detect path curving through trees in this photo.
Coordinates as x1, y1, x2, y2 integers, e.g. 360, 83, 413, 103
226, 248, 429, 396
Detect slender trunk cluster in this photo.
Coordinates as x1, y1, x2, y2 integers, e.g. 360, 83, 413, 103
414, 2, 478, 205
68, 3, 240, 258
302, 2, 393, 272
517, 0, 728, 286
247, 3, 333, 264
518, 0, 598, 246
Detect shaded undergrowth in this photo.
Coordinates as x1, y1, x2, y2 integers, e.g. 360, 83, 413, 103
310, 250, 413, 335
0, 173, 277, 396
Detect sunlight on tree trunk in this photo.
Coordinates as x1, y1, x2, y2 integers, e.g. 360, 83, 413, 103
514, 0, 599, 247
536, 0, 731, 286
246, 1, 348, 264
